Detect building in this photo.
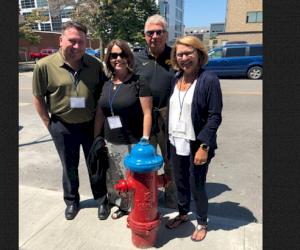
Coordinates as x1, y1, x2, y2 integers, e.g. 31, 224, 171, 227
156, 0, 185, 44
210, 23, 225, 39
184, 26, 210, 48
19, 0, 76, 32
217, 0, 262, 45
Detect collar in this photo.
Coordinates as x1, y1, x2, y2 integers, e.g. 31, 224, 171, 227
57, 49, 89, 68
145, 45, 171, 61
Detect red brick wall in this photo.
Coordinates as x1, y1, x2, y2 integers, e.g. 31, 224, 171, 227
19, 31, 100, 61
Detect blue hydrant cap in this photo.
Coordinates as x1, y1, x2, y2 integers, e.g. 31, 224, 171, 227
124, 138, 163, 173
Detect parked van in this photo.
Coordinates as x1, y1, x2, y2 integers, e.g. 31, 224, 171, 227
204, 43, 263, 79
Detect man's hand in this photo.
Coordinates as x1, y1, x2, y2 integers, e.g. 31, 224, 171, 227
193, 147, 208, 166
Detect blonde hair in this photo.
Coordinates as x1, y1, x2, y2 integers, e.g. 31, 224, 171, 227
144, 14, 168, 31
171, 36, 208, 71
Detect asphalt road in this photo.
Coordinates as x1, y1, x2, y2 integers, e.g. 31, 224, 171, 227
19, 72, 262, 224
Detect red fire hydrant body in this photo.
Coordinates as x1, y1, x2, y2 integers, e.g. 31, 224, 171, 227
114, 139, 167, 248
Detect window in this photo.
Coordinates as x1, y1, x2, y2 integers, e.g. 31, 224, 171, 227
225, 47, 246, 57
61, 8, 73, 18
21, 0, 35, 9
52, 16, 62, 32
246, 11, 262, 23
249, 46, 263, 56
31, 23, 38, 30
22, 12, 32, 17
209, 48, 222, 59
40, 23, 51, 31
36, 0, 48, 7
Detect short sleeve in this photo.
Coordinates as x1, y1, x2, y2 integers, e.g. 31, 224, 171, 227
136, 75, 152, 97
32, 63, 48, 97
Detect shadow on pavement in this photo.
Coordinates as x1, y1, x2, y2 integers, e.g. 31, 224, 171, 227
79, 199, 98, 209
156, 182, 257, 247
19, 138, 53, 147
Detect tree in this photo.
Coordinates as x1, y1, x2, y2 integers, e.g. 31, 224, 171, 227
71, 0, 158, 57
19, 9, 49, 44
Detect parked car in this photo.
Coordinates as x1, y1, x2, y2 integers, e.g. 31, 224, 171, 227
85, 48, 100, 58
204, 43, 263, 79
29, 48, 58, 62
95, 49, 101, 58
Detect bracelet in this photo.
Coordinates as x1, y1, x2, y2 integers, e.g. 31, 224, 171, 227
142, 136, 149, 140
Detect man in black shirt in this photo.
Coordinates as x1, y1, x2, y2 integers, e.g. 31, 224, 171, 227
134, 14, 177, 208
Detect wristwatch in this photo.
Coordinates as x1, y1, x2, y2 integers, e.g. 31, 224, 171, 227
199, 143, 209, 151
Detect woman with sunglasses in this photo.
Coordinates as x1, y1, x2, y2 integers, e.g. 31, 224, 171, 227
165, 36, 222, 241
94, 39, 152, 219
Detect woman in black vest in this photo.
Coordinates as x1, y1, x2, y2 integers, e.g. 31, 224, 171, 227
165, 36, 223, 242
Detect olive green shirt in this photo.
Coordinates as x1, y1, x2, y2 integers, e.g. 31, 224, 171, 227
32, 51, 106, 123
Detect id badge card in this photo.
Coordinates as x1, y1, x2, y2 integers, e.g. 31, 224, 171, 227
107, 116, 122, 129
70, 97, 85, 108
175, 120, 186, 132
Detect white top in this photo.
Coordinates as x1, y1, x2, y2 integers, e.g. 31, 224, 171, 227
168, 79, 196, 155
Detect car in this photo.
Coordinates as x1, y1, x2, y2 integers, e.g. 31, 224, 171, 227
95, 49, 101, 58
85, 48, 100, 58
204, 43, 263, 79
29, 48, 58, 62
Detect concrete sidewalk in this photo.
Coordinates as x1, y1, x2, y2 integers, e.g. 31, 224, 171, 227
19, 185, 262, 250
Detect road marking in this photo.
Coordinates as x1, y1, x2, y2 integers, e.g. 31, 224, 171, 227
222, 91, 262, 96
19, 103, 31, 107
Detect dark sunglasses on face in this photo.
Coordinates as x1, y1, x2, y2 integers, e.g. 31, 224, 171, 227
145, 29, 166, 37
110, 52, 127, 59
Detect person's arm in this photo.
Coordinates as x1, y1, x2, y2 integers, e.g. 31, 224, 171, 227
32, 95, 50, 129
94, 104, 105, 138
139, 96, 152, 139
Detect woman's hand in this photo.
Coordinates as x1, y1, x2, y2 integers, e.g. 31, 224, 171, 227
193, 147, 208, 166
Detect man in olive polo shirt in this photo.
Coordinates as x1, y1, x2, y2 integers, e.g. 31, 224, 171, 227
32, 21, 110, 220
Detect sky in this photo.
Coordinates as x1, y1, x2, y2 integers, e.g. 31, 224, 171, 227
184, 0, 227, 27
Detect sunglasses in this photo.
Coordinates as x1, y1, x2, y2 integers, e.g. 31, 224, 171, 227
145, 29, 166, 37
110, 52, 127, 59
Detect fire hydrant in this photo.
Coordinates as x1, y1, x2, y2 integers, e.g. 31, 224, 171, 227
114, 138, 169, 248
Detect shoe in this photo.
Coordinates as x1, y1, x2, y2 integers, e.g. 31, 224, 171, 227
98, 200, 110, 220
165, 214, 189, 229
111, 209, 129, 220
191, 224, 207, 241
65, 203, 79, 220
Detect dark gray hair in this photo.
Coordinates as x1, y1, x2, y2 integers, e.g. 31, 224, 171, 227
62, 21, 87, 34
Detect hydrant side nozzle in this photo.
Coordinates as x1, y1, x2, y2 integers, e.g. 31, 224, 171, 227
114, 179, 128, 193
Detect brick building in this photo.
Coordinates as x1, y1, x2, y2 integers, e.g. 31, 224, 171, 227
217, 0, 262, 45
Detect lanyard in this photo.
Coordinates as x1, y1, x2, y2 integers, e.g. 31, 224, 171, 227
178, 79, 192, 121
68, 71, 80, 96
108, 82, 123, 116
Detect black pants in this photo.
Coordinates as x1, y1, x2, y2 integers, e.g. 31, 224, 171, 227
48, 116, 106, 206
170, 143, 214, 226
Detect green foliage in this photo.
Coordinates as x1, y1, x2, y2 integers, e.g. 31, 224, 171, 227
72, 0, 159, 47
19, 9, 49, 44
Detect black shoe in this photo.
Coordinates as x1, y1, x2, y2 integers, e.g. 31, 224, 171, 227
65, 203, 79, 220
98, 200, 110, 220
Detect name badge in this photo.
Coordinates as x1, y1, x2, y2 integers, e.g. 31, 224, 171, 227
70, 97, 85, 108
107, 116, 122, 129
175, 120, 186, 132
